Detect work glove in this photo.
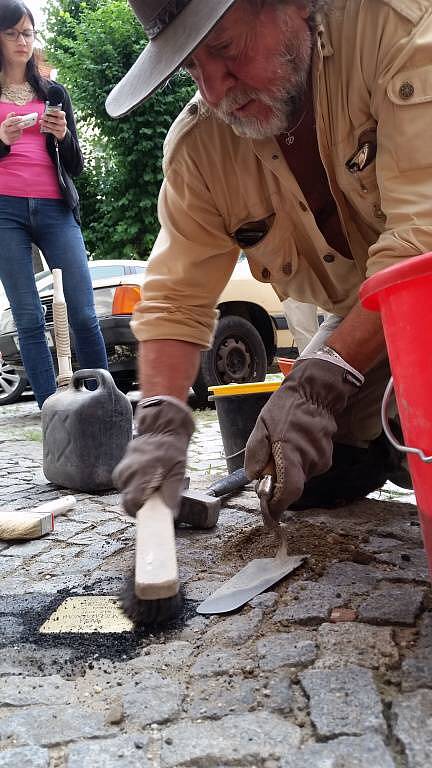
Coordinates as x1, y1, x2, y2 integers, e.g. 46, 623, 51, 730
112, 396, 194, 517
245, 348, 364, 519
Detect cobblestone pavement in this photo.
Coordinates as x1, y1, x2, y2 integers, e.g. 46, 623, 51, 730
0, 397, 431, 768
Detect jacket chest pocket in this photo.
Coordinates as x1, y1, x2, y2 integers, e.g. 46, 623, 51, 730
387, 66, 432, 172
334, 128, 385, 229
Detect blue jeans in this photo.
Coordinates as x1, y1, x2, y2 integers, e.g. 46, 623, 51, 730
0, 195, 108, 408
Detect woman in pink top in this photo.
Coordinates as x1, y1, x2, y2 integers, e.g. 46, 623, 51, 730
0, 0, 108, 408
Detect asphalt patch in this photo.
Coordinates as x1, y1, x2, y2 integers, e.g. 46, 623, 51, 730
0, 589, 197, 677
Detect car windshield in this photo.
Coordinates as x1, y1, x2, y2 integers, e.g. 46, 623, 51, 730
88, 265, 127, 280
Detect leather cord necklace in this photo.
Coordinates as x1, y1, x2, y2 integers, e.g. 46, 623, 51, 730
281, 107, 307, 146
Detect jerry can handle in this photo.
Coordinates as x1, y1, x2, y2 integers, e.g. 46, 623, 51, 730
382, 376, 432, 463
70, 368, 115, 391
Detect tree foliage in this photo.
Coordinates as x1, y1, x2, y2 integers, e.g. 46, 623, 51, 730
44, 0, 195, 259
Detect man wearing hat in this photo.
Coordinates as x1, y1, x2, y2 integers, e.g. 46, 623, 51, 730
108, 0, 431, 520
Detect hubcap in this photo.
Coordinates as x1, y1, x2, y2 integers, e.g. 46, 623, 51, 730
216, 337, 252, 384
0, 360, 22, 400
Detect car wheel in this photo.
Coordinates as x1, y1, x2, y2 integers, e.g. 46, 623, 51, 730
193, 315, 267, 407
0, 360, 28, 405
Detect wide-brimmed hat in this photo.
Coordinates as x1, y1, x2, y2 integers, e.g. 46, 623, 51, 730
106, 0, 237, 117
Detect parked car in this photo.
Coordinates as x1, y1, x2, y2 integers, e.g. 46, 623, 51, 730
0, 257, 294, 406
0, 281, 29, 405
0, 260, 146, 405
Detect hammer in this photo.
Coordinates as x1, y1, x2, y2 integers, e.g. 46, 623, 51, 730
177, 468, 249, 529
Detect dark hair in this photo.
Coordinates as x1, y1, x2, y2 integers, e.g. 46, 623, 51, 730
0, 1, 49, 100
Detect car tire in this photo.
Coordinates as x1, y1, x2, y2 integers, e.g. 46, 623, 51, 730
0, 361, 28, 405
193, 315, 268, 407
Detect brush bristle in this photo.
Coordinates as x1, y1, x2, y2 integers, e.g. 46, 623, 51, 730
121, 574, 183, 627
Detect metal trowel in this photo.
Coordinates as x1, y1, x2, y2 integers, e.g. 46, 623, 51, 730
197, 472, 306, 615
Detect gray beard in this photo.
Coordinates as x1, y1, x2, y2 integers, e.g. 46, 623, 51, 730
207, 28, 312, 139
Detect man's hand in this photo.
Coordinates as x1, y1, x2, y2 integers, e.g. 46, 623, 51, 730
112, 396, 194, 516
245, 352, 364, 518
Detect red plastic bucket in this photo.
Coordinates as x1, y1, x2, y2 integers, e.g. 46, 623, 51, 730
360, 251, 432, 577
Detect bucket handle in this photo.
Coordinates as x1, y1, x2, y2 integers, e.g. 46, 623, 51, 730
382, 376, 432, 463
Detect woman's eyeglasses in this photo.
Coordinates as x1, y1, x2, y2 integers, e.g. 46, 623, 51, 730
1, 29, 35, 42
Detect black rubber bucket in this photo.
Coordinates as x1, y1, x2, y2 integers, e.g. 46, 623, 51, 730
209, 382, 280, 473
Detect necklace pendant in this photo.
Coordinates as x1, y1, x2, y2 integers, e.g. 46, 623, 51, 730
285, 134, 295, 146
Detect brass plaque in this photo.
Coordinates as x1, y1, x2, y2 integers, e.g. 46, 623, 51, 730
39, 596, 133, 634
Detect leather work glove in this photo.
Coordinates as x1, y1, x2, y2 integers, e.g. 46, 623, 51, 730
112, 396, 194, 516
245, 348, 364, 519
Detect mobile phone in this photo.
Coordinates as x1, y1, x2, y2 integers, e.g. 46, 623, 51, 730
40, 103, 62, 133
18, 112, 38, 129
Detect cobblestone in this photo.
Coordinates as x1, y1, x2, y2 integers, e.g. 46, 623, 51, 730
0, 747, 50, 768
401, 611, 432, 691
201, 608, 263, 645
0, 401, 431, 765
249, 590, 279, 609
0, 674, 76, 706
319, 562, 380, 589
0, 705, 110, 747
0, 540, 51, 558
121, 671, 185, 726
273, 581, 355, 625
257, 630, 317, 670
160, 712, 301, 766
281, 735, 396, 768
393, 690, 432, 768
315, 622, 399, 670
300, 666, 386, 737
190, 647, 256, 677
375, 548, 430, 582
264, 672, 294, 712
185, 675, 258, 718
127, 641, 193, 672
66, 736, 152, 768
358, 585, 425, 625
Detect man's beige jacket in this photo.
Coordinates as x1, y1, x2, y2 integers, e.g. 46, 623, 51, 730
132, 0, 432, 349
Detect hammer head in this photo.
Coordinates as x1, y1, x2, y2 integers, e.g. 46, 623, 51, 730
176, 489, 221, 529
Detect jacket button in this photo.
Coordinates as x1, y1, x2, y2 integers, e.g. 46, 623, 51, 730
282, 262, 292, 275
399, 82, 414, 100
262, 268, 271, 280
323, 253, 335, 263
373, 203, 386, 220
188, 102, 199, 115
299, 201, 308, 212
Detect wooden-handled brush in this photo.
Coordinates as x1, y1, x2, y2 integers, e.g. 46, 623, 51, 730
120, 493, 182, 626
0, 495, 76, 540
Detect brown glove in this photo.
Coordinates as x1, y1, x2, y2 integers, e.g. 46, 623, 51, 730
245, 352, 364, 518
112, 396, 194, 516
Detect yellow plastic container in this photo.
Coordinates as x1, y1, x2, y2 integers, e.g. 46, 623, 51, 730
209, 381, 281, 397
209, 380, 281, 472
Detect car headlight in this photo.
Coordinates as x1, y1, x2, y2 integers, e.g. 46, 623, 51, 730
0, 308, 16, 335
93, 287, 116, 317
